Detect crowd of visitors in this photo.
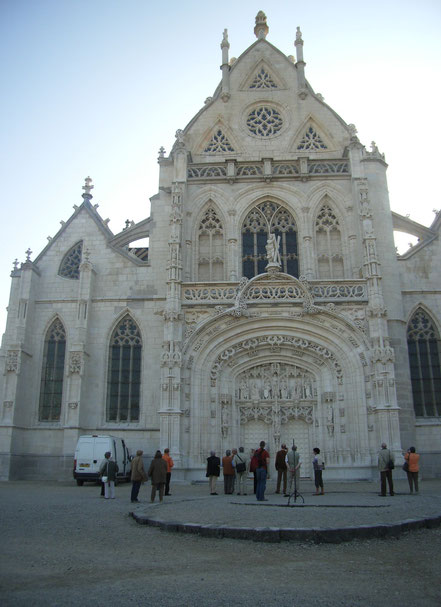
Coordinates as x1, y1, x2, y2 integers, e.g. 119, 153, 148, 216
97, 442, 421, 502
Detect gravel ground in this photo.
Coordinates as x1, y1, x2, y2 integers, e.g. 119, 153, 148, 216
1, 480, 441, 607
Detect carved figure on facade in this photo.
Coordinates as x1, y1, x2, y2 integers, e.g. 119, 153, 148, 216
265, 233, 282, 267
69, 351, 83, 375
6, 350, 20, 373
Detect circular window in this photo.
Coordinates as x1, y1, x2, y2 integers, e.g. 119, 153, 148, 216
246, 106, 283, 137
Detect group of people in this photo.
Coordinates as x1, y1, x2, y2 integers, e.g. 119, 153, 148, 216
378, 443, 420, 496
206, 442, 323, 501
99, 447, 174, 503
99, 441, 421, 502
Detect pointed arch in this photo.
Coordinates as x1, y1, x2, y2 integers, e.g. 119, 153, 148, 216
239, 58, 286, 91
315, 196, 344, 278
290, 115, 335, 153
106, 314, 142, 422
407, 307, 441, 417
196, 203, 225, 281
241, 200, 298, 279
58, 241, 83, 279
197, 120, 239, 155
39, 317, 66, 421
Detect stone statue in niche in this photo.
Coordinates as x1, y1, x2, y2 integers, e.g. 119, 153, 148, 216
304, 380, 312, 399
263, 380, 272, 400
239, 379, 249, 400
265, 233, 281, 266
251, 382, 260, 400
280, 380, 289, 400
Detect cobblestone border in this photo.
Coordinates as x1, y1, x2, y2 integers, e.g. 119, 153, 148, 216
130, 512, 441, 544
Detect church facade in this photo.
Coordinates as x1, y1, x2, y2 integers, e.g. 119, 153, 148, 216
1, 12, 440, 481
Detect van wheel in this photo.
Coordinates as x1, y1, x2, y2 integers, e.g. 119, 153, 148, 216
76, 479, 84, 486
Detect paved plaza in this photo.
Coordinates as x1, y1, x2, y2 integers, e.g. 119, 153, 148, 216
1, 479, 440, 606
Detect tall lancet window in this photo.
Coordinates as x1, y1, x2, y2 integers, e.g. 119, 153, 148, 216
407, 309, 441, 417
39, 318, 66, 421
242, 201, 298, 279
315, 201, 344, 278
197, 206, 224, 281
107, 316, 142, 422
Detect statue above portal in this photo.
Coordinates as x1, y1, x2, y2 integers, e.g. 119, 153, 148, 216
265, 233, 282, 268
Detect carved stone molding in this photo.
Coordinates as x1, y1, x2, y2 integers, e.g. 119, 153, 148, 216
6, 350, 20, 373
211, 335, 343, 384
69, 352, 84, 375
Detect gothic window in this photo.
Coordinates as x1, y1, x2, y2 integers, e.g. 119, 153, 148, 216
246, 106, 283, 137
249, 67, 278, 89
39, 319, 66, 421
107, 316, 142, 422
59, 241, 83, 279
407, 309, 441, 417
242, 201, 298, 279
297, 126, 327, 151
315, 202, 344, 278
197, 207, 224, 281
204, 129, 235, 153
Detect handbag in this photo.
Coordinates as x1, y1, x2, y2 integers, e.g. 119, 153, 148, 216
101, 476, 108, 483
403, 453, 410, 472
236, 455, 246, 473
388, 460, 395, 470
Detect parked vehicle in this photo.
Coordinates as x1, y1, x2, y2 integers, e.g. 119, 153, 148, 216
73, 435, 131, 485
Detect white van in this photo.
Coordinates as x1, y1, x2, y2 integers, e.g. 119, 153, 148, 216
73, 435, 131, 485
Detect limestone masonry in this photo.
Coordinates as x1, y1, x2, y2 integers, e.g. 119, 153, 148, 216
1, 12, 440, 480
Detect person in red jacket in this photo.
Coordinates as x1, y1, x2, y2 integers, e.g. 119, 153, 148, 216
162, 448, 174, 496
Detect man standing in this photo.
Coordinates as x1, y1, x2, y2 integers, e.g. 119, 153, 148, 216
162, 448, 174, 496
222, 450, 235, 494
233, 446, 249, 495
378, 442, 395, 496
130, 449, 147, 503
206, 450, 221, 495
255, 441, 270, 501
287, 445, 301, 494
275, 443, 288, 496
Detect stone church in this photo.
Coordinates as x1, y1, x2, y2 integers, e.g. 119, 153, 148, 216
1, 12, 440, 481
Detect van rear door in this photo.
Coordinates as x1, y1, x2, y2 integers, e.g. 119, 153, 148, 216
93, 438, 111, 475
76, 437, 94, 472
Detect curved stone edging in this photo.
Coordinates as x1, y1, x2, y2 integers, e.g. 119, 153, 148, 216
130, 512, 441, 544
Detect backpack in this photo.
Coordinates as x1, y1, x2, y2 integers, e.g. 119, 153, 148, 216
256, 448, 265, 469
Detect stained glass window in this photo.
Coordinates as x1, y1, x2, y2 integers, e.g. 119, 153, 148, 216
107, 316, 142, 422
39, 319, 66, 421
242, 202, 298, 279
407, 309, 441, 417
59, 241, 83, 279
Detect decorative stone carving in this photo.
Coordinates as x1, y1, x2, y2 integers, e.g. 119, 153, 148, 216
235, 363, 316, 404
68, 402, 78, 409
6, 350, 20, 373
69, 352, 83, 375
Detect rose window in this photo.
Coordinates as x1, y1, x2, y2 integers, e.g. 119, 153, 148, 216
246, 106, 283, 137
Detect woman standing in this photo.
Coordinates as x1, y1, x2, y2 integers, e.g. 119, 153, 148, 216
404, 447, 420, 494
99, 451, 119, 500
312, 447, 324, 495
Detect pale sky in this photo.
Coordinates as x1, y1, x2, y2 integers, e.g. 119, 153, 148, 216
1, 0, 440, 336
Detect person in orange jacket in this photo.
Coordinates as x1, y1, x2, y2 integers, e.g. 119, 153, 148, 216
162, 448, 174, 496
404, 446, 420, 494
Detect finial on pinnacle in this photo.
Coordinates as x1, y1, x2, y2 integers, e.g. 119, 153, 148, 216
25, 248, 32, 262
82, 176, 94, 199
295, 26, 303, 45
221, 28, 229, 48
254, 11, 269, 39
158, 146, 166, 159
13, 259, 19, 271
